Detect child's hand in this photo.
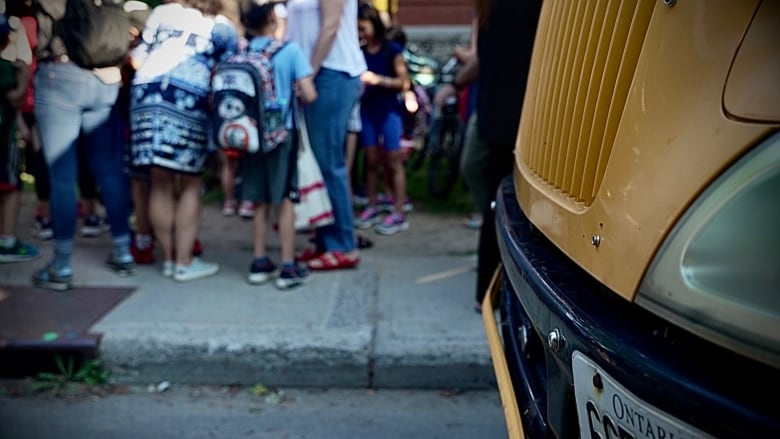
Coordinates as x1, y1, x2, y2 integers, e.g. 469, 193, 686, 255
360, 71, 381, 86
15, 113, 31, 143
453, 45, 474, 64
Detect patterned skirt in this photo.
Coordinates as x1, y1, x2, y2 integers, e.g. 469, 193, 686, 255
130, 82, 213, 174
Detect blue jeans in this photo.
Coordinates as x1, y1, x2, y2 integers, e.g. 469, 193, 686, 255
34, 62, 131, 250
303, 68, 360, 252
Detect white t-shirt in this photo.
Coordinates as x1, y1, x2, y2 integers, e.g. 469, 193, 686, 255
285, 0, 366, 77
274, 3, 288, 19
0, 17, 33, 65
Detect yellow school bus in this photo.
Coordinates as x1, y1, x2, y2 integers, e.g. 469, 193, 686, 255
482, 1, 779, 437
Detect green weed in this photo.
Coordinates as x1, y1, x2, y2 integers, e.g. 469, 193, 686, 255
32, 355, 110, 396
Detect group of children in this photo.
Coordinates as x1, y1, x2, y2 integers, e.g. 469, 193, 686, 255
1, 0, 417, 292
219, 1, 415, 247
0, 11, 36, 264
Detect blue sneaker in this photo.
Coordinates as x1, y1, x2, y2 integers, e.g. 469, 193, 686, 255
248, 256, 277, 285
0, 239, 40, 263
106, 254, 137, 277
32, 264, 73, 291
275, 263, 310, 290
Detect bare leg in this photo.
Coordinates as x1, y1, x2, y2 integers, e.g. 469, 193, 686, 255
277, 199, 295, 263
0, 191, 19, 236
131, 179, 152, 235
386, 150, 407, 215
219, 150, 238, 203
38, 200, 51, 221
363, 146, 380, 206
252, 203, 270, 258
174, 173, 203, 266
345, 132, 358, 195
149, 167, 176, 263
81, 197, 96, 218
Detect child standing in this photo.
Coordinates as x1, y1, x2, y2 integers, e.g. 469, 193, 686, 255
0, 13, 38, 263
239, 1, 317, 289
353, 2, 411, 235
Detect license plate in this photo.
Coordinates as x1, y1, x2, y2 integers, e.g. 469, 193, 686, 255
573, 351, 713, 439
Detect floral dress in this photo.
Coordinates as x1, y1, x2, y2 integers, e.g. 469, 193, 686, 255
129, 3, 238, 174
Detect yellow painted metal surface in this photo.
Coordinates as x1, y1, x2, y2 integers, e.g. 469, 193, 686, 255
481, 266, 525, 439
723, 0, 780, 123
514, 0, 779, 299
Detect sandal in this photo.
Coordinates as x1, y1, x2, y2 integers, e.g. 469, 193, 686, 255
356, 234, 373, 249
296, 247, 323, 262
306, 251, 360, 271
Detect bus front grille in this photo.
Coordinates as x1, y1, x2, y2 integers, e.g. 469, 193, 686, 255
520, 0, 654, 206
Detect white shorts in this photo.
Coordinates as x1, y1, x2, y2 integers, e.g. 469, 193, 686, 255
347, 102, 362, 133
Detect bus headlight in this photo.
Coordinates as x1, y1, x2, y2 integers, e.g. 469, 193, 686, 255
637, 131, 780, 369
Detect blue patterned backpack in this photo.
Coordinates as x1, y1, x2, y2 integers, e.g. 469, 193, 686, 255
211, 40, 288, 154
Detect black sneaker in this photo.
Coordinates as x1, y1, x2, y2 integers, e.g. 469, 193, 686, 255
81, 215, 110, 237
247, 256, 277, 285
107, 255, 137, 277
33, 217, 53, 240
275, 263, 310, 290
32, 265, 73, 291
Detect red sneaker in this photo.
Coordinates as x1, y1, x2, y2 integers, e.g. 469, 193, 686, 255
131, 240, 155, 265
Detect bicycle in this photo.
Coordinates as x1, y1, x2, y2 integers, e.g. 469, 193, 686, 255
404, 56, 464, 200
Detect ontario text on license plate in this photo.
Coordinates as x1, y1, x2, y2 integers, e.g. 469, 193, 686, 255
572, 351, 713, 439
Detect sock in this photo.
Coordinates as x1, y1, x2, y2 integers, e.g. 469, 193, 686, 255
53, 239, 74, 273
113, 234, 133, 263
135, 234, 152, 250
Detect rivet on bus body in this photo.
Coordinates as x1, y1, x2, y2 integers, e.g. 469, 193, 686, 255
591, 234, 601, 247
547, 329, 565, 352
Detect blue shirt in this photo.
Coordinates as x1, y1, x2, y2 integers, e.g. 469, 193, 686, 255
247, 36, 313, 129
361, 41, 403, 117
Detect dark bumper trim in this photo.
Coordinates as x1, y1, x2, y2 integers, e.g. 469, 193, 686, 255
493, 175, 779, 437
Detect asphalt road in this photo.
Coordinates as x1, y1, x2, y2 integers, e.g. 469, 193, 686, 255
0, 383, 508, 439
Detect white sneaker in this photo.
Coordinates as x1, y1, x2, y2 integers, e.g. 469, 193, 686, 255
173, 258, 219, 282
162, 260, 175, 278
238, 201, 256, 219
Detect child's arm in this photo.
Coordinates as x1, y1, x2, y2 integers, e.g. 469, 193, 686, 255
295, 76, 317, 104
15, 112, 31, 142
5, 61, 29, 109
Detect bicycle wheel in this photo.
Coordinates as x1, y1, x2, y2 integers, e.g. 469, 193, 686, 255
427, 116, 463, 200
405, 134, 428, 172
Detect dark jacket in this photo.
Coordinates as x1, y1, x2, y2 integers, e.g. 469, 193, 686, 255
476, 0, 542, 147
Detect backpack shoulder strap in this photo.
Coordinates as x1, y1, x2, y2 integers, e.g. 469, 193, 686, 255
255, 39, 287, 101
260, 39, 288, 58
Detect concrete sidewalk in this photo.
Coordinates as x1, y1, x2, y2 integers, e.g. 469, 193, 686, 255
1, 191, 494, 390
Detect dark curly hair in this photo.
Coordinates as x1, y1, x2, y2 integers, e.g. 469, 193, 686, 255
358, 2, 387, 44
239, 0, 276, 34
185, 0, 224, 17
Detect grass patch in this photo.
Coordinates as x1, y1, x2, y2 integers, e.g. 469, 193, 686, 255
404, 160, 474, 216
